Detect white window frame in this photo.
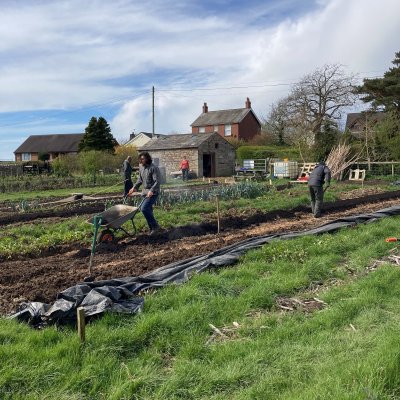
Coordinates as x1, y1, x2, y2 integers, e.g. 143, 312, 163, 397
213, 125, 219, 132
224, 124, 232, 136
22, 153, 31, 161
199, 126, 206, 133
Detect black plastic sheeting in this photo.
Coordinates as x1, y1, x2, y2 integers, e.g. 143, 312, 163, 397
11, 205, 400, 326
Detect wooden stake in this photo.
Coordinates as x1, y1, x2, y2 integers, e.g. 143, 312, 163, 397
77, 307, 86, 343
216, 195, 220, 234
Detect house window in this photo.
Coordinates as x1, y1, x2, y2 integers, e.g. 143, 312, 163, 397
199, 127, 206, 133
213, 125, 219, 132
224, 124, 232, 136
215, 143, 219, 149
22, 153, 31, 161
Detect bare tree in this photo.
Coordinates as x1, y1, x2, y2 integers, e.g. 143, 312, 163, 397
265, 65, 357, 159
290, 64, 358, 136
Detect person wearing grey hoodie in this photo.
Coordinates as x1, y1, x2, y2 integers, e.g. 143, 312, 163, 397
308, 161, 331, 218
130, 152, 162, 235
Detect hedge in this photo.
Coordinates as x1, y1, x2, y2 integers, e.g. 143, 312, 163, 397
236, 145, 301, 161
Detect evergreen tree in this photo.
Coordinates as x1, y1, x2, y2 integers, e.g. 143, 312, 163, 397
357, 51, 400, 114
374, 111, 400, 160
78, 116, 117, 152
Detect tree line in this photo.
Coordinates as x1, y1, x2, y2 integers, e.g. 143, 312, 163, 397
250, 50, 400, 162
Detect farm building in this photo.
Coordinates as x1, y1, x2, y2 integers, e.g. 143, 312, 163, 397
124, 131, 166, 148
14, 133, 84, 162
139, 132, 236, 178
191, 97, 261, 141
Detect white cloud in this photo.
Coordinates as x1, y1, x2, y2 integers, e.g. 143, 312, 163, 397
0, 0, 399, 159
111, 0, 400, 137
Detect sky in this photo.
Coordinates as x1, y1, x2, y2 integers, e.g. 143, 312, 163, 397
0, 0, 399, 160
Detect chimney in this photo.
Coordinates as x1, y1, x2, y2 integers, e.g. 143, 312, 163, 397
245, 97, 251, 109
203, 102, 208, 113
129, 132, 135, 140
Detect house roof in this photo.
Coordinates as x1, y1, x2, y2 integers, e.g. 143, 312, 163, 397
191, 108, 261, 127
14, 134, 84, 154
345, 112, 385, 131
139, 133, 226, 151
125, 132, 165, 146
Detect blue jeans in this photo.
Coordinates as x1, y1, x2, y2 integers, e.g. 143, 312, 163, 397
182, 168, 189, 181
140, 194, 159, 230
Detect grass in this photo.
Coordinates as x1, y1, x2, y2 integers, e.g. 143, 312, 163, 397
0, 185, 124, 202
2, 216, 400, 399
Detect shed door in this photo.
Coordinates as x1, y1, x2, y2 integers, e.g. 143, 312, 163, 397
202, 153, 215, 177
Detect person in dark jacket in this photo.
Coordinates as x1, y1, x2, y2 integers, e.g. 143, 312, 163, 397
308, 161, 331, 218
122, 156, 133, 199
129, 152, 162, 235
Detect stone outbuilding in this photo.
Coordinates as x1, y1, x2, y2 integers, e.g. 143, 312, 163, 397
139, 132, 236, 178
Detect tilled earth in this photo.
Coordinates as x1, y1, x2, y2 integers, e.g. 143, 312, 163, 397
1, 190, 400, 316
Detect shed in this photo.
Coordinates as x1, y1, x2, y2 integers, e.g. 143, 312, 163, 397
139, 132, 236, 178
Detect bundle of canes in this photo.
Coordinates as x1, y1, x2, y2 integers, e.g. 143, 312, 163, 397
326, 143, 360, 181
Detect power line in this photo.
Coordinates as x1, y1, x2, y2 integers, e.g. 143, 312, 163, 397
0, 73, 385, 130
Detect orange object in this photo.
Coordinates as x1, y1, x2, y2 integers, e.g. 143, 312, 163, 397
385, 237, 399, 243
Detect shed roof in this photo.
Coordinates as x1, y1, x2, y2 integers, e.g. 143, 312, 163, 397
191, 108, 260, 127
14, 134, 84, 153
140, 133, 221, 151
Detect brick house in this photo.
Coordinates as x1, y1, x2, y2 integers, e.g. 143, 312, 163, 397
14, 133, 84, 162
139, 132, 236, 178
190, 98, 261, 141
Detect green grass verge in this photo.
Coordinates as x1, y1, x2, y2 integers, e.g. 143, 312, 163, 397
1, 216, 400, 399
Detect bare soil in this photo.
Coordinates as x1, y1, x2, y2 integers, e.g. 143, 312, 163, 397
1, 191, 400, 316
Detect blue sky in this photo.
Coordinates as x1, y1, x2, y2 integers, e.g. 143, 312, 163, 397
0, 0, 399, 160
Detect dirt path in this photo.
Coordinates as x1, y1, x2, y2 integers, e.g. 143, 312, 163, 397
1, 195, 400, 316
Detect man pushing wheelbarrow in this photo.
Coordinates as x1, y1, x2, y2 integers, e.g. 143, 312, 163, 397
128, 151, 163, 236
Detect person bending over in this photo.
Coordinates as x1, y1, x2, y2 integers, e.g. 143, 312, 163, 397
308, 161, 331, 218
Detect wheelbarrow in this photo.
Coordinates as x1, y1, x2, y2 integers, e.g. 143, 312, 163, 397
87, 203, 144, 244
85, 198, 145, 281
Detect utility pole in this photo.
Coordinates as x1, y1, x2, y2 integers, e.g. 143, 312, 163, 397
152, 86, 155, 135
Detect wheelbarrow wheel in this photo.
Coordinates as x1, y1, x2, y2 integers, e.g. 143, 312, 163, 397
97, 229, 115, 244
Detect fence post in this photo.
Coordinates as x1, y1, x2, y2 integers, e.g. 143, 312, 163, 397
392, 163, 395, 176
77, 307, 86, 343
216, 195, 220, 234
